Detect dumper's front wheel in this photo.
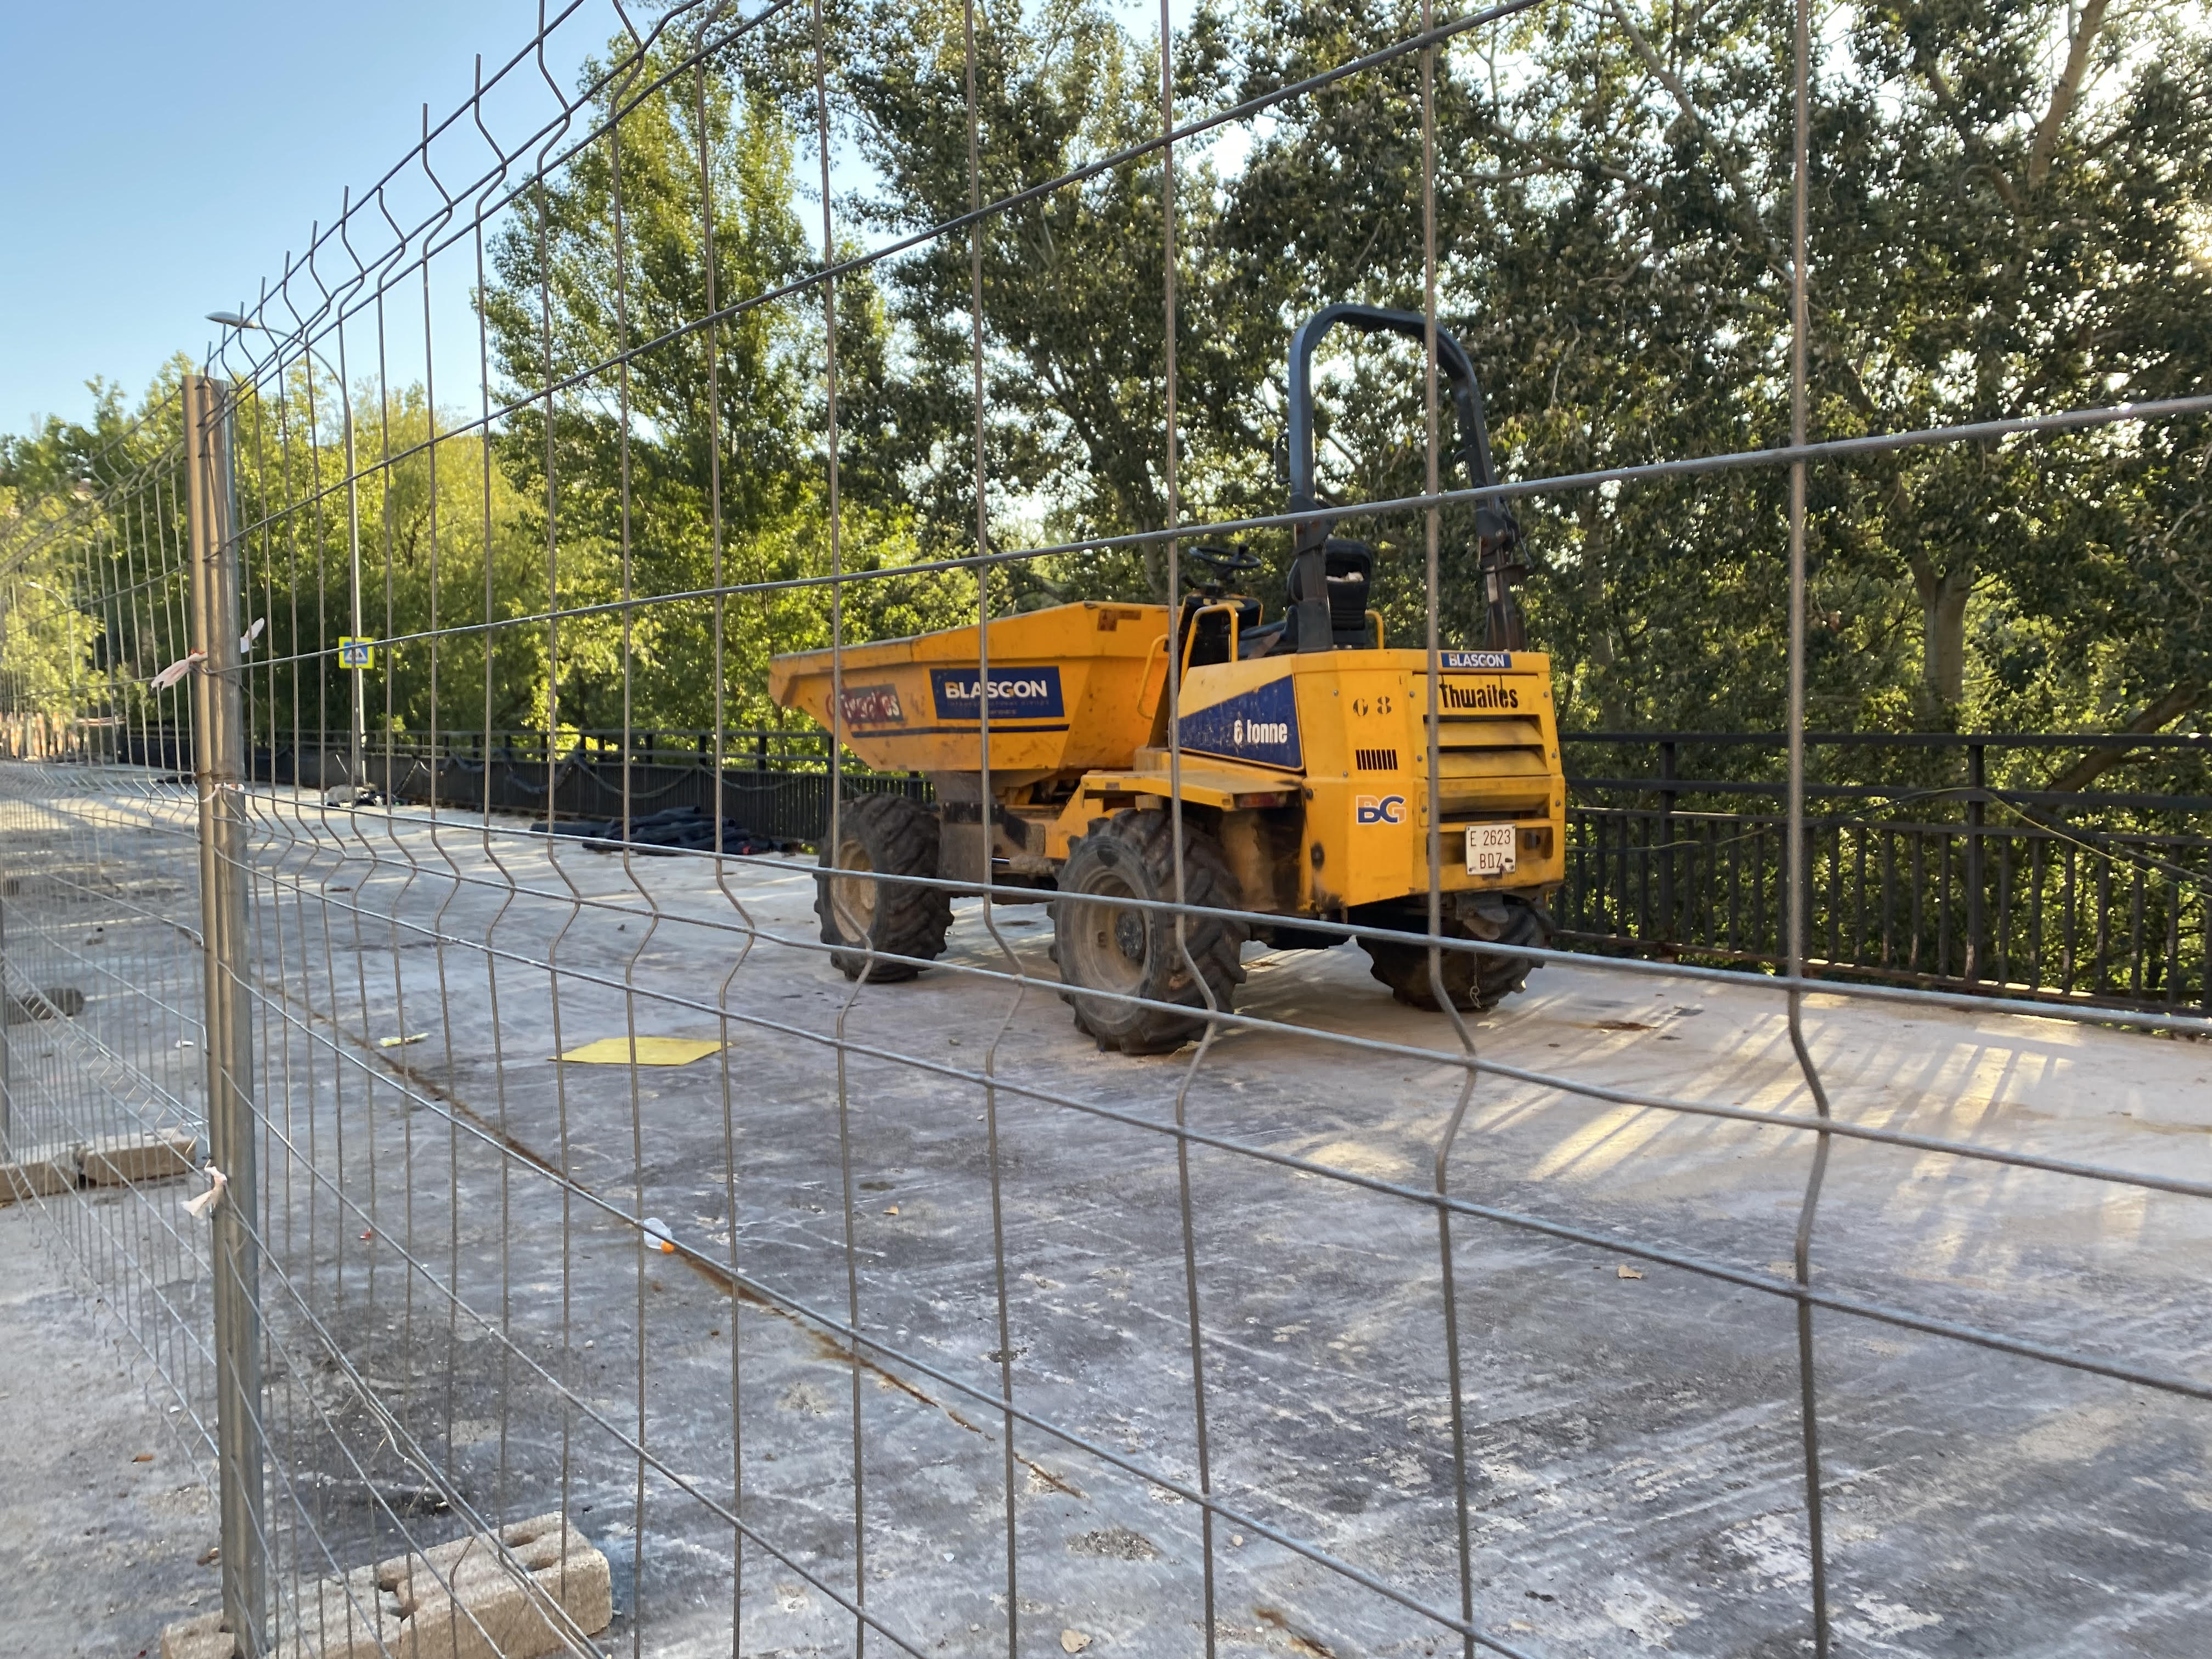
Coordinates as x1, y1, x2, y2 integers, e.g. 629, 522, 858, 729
1359, 895, 1550, 1012
816, 794, 953, 982
1051, 810, 1248, 1055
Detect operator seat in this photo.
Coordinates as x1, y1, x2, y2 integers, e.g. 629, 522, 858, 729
1241, 539, 1376, 656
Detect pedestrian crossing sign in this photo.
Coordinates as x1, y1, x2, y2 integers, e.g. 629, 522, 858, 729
338, 636, 375, 670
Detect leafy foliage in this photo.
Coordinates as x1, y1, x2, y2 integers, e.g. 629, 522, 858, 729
5, 0, 2209, 788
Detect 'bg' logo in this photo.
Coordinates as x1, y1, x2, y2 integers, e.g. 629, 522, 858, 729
1357, 794, 1407, 826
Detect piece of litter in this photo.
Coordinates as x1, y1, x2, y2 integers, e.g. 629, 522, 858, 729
642, 1217, 677, 1255
554, 1036, 725, 1066
1060, 1632, 1092, 1654
150, 650, 205, 691
942, 1551, 956, 1563
132, 1453, 154, 1463
1229, 1533, 1243, 1547
1617, 1265, 1644, 1279
377, 1032, 429, 1048
239, 617, 266, 654
359, 1230, 373, 1242
197, 1545, 220, 1566
885, 1205, 899, 1216
184, 1166, 228, 1220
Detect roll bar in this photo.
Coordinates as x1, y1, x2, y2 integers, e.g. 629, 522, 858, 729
1282, 303, 1525, 649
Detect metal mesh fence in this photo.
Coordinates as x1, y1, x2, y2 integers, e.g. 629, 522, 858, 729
3, 2, 2211, 1656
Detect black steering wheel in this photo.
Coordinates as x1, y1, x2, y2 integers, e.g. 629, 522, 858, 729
1185, 543, 1263, 592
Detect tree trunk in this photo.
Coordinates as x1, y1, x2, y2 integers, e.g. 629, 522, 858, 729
2045, 683, 2208, 792
1913, 560, 1974, 715
2027, 0, 2113, 190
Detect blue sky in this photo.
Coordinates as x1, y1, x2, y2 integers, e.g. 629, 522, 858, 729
1, 0, 1204, 442
0, 0, 601, 436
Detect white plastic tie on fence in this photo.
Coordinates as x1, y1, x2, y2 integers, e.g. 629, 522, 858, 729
240, 617, 266, 654
149, 650, 205, 691
184, 1165, 228, 1220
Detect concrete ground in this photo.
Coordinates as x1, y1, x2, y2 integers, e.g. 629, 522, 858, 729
2, 777, 2209, 1657
0, 1199, 221, 1659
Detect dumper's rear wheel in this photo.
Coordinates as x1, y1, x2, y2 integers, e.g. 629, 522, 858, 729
1051, 810, 1247, 1055
815, 794, 953, 982
1360, 895, 1550, 1013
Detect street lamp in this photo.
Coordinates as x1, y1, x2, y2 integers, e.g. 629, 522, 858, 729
206, 311, 370, 804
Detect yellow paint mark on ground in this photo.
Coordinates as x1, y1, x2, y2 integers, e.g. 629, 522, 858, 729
554, 1036, 725, 1066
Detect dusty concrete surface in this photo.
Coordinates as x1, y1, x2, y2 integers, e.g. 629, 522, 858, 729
2, 776, 2209, 1658
0, 1200, 219, 1659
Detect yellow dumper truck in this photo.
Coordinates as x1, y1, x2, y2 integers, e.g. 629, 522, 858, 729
770, 305, 1565, 1052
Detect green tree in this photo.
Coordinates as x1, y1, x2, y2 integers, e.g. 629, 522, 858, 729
1827, 0, 2212, 748
230, 374, 551, 750
1193, 0, 2212, 762
481, 29, 960, 735
1, 365, 191, 740
831, 0, 1283, 602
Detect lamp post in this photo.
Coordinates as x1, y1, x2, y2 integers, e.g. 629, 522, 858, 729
206, 311, 368, 802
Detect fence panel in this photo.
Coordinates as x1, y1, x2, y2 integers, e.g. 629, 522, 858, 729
2, 5, 2210, 1658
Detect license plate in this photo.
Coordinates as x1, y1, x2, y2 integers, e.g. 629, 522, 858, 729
1465, 823, 1517, 876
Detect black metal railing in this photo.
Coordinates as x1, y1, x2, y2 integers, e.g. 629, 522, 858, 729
1560, 732, 2212, 1015
88, 725, 916, 844
32, 723, 2211, 1014
382, 727, 839, 771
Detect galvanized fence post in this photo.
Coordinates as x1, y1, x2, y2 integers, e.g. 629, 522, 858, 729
1657, 737, 1678, 949
184, 372, 267, 1657
1965, 738, 1987, 982
0, 884, 11, 1158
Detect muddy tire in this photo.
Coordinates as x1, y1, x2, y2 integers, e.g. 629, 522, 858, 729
815, 793, 953, 982
1049, 810, 1248, 1055
1360, 895, 1549, 1012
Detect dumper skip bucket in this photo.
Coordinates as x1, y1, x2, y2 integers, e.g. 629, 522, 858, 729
769, 601, 1171, 777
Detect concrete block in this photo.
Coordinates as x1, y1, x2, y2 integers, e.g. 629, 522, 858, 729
373, 1511, 611, 1659
0, 1154, 77, 1203
268, 1561, 398, 1659
161, 1513, 611, 1659
160, 1609, 238, 1659
80, 1130, 196, 1187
